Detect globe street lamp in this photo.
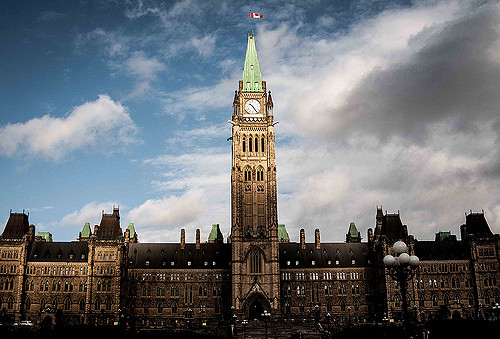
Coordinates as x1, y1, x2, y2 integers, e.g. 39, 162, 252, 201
261, 310, 271, 339
383, 240, 419, 326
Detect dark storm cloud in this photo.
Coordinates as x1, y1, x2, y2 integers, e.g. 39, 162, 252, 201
338, 3, 500, 143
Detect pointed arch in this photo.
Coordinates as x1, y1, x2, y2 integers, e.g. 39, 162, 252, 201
64, 297, 71, 311
105, 297, 112, 310
242, 135, 246, 153
171, 301, 178, 314
25, 297, 31, 311
248, 134, 253, 152
79, 298, 85, 311
261, 136, 265, 153
94, 297, 101, 310
52, 297, 58, 309
244, 166, 252, 181
254, 135, 259, 152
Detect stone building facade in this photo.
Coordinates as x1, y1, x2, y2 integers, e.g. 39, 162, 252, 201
0, 33, 499, 328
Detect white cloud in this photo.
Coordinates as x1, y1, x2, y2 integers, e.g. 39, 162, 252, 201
126, 188, 206, 229
61, 201, 121, 227
0, 95, 140, 160
125, 51, 166, 80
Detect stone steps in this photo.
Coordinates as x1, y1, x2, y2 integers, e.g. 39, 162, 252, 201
235, 319, 324, 338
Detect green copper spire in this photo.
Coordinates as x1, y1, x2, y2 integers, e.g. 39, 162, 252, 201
127, 223, 136, 238
348, 222, 360, 237
278, 224, 290, 242
37, 232, 53, 242
208, 224, 223, 243
80, 222, 91, 238
242, 31, 264, 92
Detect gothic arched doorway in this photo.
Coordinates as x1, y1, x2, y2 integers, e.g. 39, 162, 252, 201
249, 299, 264, 320
41, 315, 53, 328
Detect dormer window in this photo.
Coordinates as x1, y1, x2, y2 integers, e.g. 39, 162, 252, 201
204, 261, 208, 266
250, 65, 254, 70
295, 261, 299, 266
145, 260, 150, 266
171, 261, 175, 266
187, 261, 192, 266
328, 260, 332, 265
287, 261, 290, 266
255, 82, 258, 90
312, 260, 316, 266
246, 82, 250, 90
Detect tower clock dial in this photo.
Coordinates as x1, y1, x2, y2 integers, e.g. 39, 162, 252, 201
244, 99, 261, 114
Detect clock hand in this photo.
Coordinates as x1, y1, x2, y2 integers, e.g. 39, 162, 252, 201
249, 104, 257, 112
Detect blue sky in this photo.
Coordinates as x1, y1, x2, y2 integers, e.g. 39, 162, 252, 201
0, 0, 499, 242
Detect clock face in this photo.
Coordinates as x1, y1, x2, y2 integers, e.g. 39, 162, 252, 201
245, 99, 261, 114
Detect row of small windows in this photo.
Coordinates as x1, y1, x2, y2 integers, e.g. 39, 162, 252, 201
242, 136, 265, 153
97, 252, 116, 261
478, 247, 495, 257
1, 250, 19, 259
281, 271, 361, 281
420, 263, 469, 273
0, 265, 16, 274
418, 276, 477, 289
32, 251, 86, 260
32, 266, 88, 276
285, 258, 359, 267
24, 297, 113, 311
282, 299, 361, 314
138, 260, 219, 268
138, 301, 221, 315
284, 283, 362, 297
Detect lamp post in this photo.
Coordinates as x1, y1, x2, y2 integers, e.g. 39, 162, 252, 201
492, 303, 499, 321
261, 309, 270, 339
383, 240, 419, 326
242, 319, 248, 339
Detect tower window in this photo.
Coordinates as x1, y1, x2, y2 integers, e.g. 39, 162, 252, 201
242, 137, 246, 152
255, 82, 259, 90
261, 137, 264, 152
255, 137, 258, 152
250, 248, 262, 274
245, 169, 252, 181
247, 82, 250, 90
249, 138, 252, 152
256, 168, 264, 181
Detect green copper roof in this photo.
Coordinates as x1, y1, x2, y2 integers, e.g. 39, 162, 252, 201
127, 223, 136, 238
348, 222, 360, 237
37, 232, 53, 242
80, 222, 91, 238
208, 224, 223, 242
278, 224, 290, 242
242, 32, 264, 92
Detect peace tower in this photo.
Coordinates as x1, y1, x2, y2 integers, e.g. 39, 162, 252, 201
230, 31, 281, 318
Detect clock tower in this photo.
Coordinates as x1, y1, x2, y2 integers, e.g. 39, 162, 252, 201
230, 31, 280, 319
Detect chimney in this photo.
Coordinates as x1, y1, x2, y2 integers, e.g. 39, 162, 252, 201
94, 225, 99, 235
300, 229, 305, 250
315, 229, 320, 250
196, 229, 201, 249
180, 229, 185, 250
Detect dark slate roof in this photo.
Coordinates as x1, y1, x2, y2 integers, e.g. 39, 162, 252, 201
380, 213, 407, 240
279, 242, 373, 268
127, 243, 231, 269
28, 241, 89, 262
464, 213, 493, 238
414, 240, 469, 261
1, 212, 29, 239
96, 209, 122, 239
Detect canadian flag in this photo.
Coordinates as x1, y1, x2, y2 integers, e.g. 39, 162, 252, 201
250, 11, 263, 18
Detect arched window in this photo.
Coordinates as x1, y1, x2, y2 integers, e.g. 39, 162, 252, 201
79, 298, 85, 311
256, 167, 264, 181
354, 299, 360, 311
340, 299, 346, 312
242, 137, 246, 152
245, 168, 252, 182
25, 297, 31, 311
299, 301, 305, 313
249, 136, 253, 152
326, 300, 332, 312
255, 137, 258, 152
172, 302, 178, 314
7, 296, 13, 309
250, 248, 262, 274
64, 297, 71, 310
214, 301, 220, 314
95, 297, 101, 310
157, 302, 163, 313
444, 294, 449, 306
106, 297, 112, 310
40, 298, 46, 310
52, 298, 58, 309
261, 137, 265, 152
484, 292, 490, 305
394, 295, 401, 307
432, 294, 438, 306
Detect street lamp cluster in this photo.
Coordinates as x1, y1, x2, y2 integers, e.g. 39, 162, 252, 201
383, 241, 420, 325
